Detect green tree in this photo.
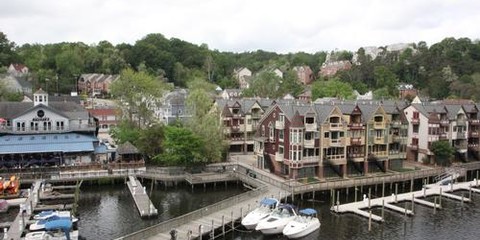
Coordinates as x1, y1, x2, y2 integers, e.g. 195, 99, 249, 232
136, 123, 164, 161
374, 66, 399, 98
311, 78, 354, 100
110, 68, 169, 127
278, 70, 303, 97
243, 71, 282, 98
157, 125, 204, 166
0, 32, 17, 66
110, 120, 142, 145
430, 140, 455, 166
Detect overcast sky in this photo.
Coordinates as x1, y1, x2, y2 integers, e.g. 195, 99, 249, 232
1, 0, 479, 53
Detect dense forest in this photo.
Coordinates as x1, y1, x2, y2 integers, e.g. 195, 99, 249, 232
1, 31, 480, 100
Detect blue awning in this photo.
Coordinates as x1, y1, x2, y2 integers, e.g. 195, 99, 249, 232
0, 133, 97, 154
299, 208, 317, 216
260, 198, 279, 206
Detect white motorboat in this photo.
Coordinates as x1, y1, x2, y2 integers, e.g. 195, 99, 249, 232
33, 210, 73, 220
29, 215, 78, 231
255, 204, 297, 235
24, 219, 79, 240
283, 208, 320, 239
241, 198, 279, 230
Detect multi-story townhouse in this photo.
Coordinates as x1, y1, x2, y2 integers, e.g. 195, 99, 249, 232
215, 98, 273, 154
254, 100, 407, 180
383, 101, 409, 169
403, 99, 480, 163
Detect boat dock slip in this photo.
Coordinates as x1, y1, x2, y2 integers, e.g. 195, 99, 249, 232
127, 176, 158, 218
6, 180, 42, 240
331, 180, 478, 222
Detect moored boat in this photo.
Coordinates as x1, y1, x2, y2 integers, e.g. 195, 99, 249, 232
29, 215, 78, 231
241, 198, 279, 230
24, 219, 79, 240
255, 204, 297, 235
33, 210, 73, 220
283, 208, 320, 239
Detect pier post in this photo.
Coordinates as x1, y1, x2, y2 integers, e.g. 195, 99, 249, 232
433, 197, 437, 214
410, 177, 414, 192
382, 180, 385, 198
404, 202, 407, 217
381, 199, 385, 219
331, 189, 335, 208
368, 210, 372, 231
198, 225, 203, 240
411, 194, 415, 214
395, 183, 398, 200
336, 191, 340, 212
210, 220, 214, 240
313, 190, 315, 200
354, 186, 358, 202
439, 188, 442, 206
477, 170, 479, 186
469, 184, 472, 200
346, 187, 349, 202
461, 194, 464, 209
231, 211, 234, 231
368, 188, 371, 209
222, 215, 225, 236
240, 208, 243, 220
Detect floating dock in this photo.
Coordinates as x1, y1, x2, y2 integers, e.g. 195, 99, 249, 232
331, 179, 478, 222
127, 176, 158, 217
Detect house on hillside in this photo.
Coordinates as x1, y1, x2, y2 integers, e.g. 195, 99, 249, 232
7, 64, 29, 77
233, 67, 252, 89
0, 75, 32, 94
293, 66, 313, 85
220, 89, 242, 99
319, 61, 352, 78
77, 74, 119, 97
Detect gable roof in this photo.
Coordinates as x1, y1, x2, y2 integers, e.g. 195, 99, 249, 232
117, 141, 139, 155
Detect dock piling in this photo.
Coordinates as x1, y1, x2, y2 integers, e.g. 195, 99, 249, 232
368, 210, 372, 231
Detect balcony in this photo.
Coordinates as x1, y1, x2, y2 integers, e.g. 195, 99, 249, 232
348, 153, 365, 162
455, 132, 466, 139
469, 131, 479, 138
455, 142, 468, 151
275, 120, 284, 129
440, 119, 449, 126
305, 123, 317, 132
329, 123, 343, 131
373, 122, 386, 129
389, 151, 406, 159
410, 144, 419, 151
275, 152, 284, 162
330, 138, 345, 147
391, 135, 402, 143
232, 113, 242, 119
251, 113, 262, 119
325, 154, 347, 165
304, 139, 315, 148
457, 119, 467, 126
411, 118, 420, 125
391, 120, 402, 128
1, 124, 97, 134
439, 133, 448, 140
302, 156, 319, 164
469, 119, 480, 126
231, 125, 240, 132
348, 122, 365, 130
371, 151, 388, 158
468, 143, 479, 150
350, 137, 364, 146
374, 136, 386, 144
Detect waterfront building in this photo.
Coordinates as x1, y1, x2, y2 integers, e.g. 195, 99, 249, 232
214, 98, 274, 154
404, 98, 480, 163
0, 89, 100, 167
254, 100, 408, 180
153, 88, 190, 124
77, 73, 119, 97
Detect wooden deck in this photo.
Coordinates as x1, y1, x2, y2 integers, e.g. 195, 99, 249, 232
127, 176, 158, 218
331, 180, 478, 222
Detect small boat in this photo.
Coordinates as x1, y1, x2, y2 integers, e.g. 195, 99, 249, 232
283, 208, 321, 239
29, 215, 78, 231
241, 198, 279, 230
24, 219, 79, 240
33, 210, 73, 220
255, 204, 297, 235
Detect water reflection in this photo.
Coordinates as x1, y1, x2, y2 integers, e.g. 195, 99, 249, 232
76, 182, 245, 240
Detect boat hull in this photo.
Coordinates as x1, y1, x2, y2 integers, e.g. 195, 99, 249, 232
283, 220, 320, 239
256, 217, 294, 235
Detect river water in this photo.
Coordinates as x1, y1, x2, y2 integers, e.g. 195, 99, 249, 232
5, 178, 480, 240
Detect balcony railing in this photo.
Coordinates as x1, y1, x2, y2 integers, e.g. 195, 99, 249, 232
329, 123, 343, 130
374, 122, 386, 129
275, 152, 284, 162
455, 142, 467, 150
302, 156, 319, 164
374, 136, 386, 144
457, 119, 467, 126
304, 139, 315, 148
275, 120, 284, 129
305, 123, 317, 132
391, 121, 402, 128
469, 119, 480, 125
350, 137, 364, 145
325, 154, 347, 165
469, 131, 479, 138
439, 133, 448, 140
440, 120, 449, 126
410, 144, 419, 150
455, 132, 466, 139
348, 123, 364, 130
0, 125, 97, 134
411, 118, 420, 124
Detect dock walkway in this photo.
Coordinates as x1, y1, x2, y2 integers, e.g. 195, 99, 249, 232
127, 176, 158, 217
331, 180, 479, 222
6, 180, 42, 240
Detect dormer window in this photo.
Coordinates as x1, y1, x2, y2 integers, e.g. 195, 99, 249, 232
374, 116, 383, 122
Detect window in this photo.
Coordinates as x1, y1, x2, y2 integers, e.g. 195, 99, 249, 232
324, 132, 330, 138
279, 130, 284, 141
269, 123, 274, 140
413, 112, 419, 119
279, 145, 284, 154
413, 125, 419, 133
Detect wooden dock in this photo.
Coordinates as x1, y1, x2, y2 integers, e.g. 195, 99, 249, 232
6, 180, 42, 240
127, 176, 158, 218
331, 179, 479, 222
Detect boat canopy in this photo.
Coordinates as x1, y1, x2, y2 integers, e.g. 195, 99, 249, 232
299, 208, 317, 216
36, 210, 55, 218
260, 198, 278, 206
45, 219, 73, 231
